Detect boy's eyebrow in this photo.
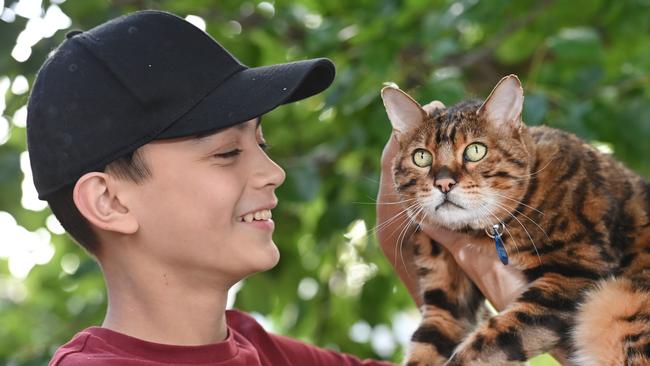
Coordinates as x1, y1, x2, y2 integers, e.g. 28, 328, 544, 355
193, 116, 262, 141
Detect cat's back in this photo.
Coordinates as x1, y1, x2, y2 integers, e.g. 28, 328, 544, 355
528, 124, 645, 190
526, 124, 650, 264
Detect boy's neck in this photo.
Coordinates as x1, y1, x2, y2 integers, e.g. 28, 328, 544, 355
99, 256, 230, 346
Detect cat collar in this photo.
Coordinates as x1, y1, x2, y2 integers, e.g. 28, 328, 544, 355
485, 223, 508, 265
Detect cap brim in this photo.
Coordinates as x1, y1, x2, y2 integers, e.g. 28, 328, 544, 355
157, 58, 335, 139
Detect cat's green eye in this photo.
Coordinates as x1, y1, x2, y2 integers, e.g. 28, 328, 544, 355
412, 149, 433, 167
464, 143, 487, 162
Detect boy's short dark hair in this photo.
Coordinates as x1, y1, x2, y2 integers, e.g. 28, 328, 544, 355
47, 150, 151, 254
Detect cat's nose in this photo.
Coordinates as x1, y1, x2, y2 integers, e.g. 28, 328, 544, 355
435, 178, 456, 193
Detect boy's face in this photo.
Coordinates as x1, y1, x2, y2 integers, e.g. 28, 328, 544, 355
118, 118, 285, 285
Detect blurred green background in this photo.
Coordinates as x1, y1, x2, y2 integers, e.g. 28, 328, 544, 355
1, 0, 649, 365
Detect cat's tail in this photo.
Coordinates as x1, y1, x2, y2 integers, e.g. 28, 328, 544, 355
572, 277, 650, 366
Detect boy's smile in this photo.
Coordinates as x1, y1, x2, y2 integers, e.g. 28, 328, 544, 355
237, 207, 276, 230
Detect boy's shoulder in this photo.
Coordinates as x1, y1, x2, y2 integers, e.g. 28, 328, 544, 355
48, 328, 103, 366
50, 326, 155, 365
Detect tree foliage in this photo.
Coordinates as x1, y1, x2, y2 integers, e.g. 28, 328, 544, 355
1, 0, 649, 365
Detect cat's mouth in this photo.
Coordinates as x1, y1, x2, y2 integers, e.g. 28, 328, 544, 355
435, 197, 464, 210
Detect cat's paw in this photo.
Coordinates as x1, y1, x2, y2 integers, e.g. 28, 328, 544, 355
443, 350, 470, 366
444, 352, 491, 366
403, 341, 448, 366
444, 347, 526, 366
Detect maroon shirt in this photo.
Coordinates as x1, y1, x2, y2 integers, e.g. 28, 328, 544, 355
49, 309, 396, 365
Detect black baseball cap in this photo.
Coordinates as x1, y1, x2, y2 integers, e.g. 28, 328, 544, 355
27, 10, 335, 199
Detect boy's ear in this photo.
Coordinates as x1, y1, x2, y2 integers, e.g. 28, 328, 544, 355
478, 74, 525, 128
381, 86, 427, 137
73, 172, 139, 235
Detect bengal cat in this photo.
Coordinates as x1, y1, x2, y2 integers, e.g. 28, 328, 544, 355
381, 75, 650, 365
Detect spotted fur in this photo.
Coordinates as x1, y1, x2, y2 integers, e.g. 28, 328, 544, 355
382, 75, 650, 365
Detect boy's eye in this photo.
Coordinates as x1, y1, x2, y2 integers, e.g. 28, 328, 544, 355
212, 142, 268, 159
214, 149, 242, 158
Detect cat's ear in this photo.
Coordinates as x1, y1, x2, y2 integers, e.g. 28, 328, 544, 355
478, 74, 524, 127
381, 86, 427, 135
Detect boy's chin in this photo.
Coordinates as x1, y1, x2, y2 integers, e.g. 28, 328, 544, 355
245, 244, 281, 274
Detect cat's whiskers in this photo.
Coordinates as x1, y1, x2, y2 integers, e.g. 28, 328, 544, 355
368, 199, 421, 277
508, 152, 560, 180
396, 203, 426, 278
477, 203, 521, 256
410, 206, 433, 266
386, 202, 422, 240
489, 200, 543, 265
360, 175, 381, 184
369, 199, 421, 238
353, 197, 420, 205
494, 201, 550, 244
370, 199, 422, 258
502, 155, 559, 186
403, 204, 432, 279
488, 191, 545, 216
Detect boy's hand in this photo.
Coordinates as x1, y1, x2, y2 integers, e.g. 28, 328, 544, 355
376, 132, 526, 311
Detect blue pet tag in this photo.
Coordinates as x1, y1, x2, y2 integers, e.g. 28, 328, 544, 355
488, 224, 508, 265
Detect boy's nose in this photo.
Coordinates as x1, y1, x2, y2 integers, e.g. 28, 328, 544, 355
268, 162, 286, 188
258, 153, 285, 189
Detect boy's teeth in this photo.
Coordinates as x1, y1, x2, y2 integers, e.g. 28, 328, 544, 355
241, 209, 272, 222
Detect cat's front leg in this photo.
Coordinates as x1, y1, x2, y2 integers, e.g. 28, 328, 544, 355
445, 276, 588, 365
444, 314, 540, 366
405, 230, 486, 366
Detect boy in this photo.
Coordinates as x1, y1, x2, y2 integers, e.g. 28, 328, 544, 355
27, 10, 523, 365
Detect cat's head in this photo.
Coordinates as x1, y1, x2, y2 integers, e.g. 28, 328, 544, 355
381, 75, 534, 231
